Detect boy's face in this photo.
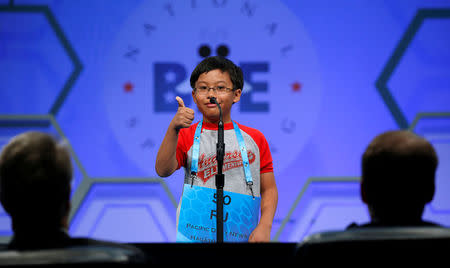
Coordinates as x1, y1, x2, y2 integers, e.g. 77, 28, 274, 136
192, 69, 241, 124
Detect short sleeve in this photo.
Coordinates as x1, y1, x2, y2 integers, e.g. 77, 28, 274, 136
237, 123, 273, 174
175, 123, 198, 170
258, 133, 273, 174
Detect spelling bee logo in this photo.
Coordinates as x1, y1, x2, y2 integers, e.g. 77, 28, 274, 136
197, 150, 256, 183
103, 0, 322, 178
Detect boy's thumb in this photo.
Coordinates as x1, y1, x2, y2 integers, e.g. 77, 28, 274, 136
176, 96, 185, 107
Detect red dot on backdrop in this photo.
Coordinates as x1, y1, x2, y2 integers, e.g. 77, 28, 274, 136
292, 82, 302, 92
124, 82, 134, 92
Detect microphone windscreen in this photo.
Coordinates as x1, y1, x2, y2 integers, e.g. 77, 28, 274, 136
210, 97, 217, 104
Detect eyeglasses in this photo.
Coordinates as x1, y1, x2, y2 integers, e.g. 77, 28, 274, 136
194, 86, 234, 95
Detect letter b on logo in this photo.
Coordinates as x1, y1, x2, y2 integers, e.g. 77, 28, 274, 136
154, 63, 190, 112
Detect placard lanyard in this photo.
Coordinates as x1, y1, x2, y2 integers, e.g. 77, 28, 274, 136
190, 120, 254, 198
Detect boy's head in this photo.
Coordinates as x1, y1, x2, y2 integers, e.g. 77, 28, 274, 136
190, 56, 243, 124
190, 56, 244, 91
0, 131, 73, 230
361, 130, 438, 222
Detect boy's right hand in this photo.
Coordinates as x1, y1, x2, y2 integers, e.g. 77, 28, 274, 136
171, 96, 195, 130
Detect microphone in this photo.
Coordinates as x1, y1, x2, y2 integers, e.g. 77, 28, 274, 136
209, 97, 222, 120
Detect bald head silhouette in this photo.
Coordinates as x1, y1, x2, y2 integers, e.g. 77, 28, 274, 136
361, 130, 438, 224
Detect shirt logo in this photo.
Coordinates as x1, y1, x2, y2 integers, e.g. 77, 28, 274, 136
197, 150, 256, 183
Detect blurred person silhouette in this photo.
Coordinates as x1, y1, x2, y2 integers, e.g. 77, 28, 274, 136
0, 131, 146, 262
348, 130, 441, 228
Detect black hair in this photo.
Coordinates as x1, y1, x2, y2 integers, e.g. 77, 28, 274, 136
190, 56, 244, 90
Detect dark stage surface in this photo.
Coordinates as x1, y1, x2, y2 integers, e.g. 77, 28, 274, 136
131, 242, 298, 264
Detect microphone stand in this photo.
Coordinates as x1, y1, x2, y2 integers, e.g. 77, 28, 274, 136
210, 97, 225, 243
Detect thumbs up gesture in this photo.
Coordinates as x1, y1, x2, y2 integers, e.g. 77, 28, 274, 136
171, 96, 195, 130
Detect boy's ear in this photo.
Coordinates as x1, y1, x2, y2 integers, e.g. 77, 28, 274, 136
233, 89, 242, 103
192, 90, 198, 104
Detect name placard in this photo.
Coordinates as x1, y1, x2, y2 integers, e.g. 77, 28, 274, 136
177, 184, 261, 242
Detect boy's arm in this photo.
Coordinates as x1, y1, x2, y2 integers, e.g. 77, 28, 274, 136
155, 126, 180, 177
249, 171, 278, 242
155, 97, 194, 177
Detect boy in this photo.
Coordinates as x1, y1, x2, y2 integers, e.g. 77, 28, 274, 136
155, 56, 277, 242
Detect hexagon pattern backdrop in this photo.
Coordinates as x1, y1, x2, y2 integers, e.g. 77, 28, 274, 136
0, 0, 449, 243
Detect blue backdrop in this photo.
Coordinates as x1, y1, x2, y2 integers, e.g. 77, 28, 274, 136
0, 0, 449, 243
